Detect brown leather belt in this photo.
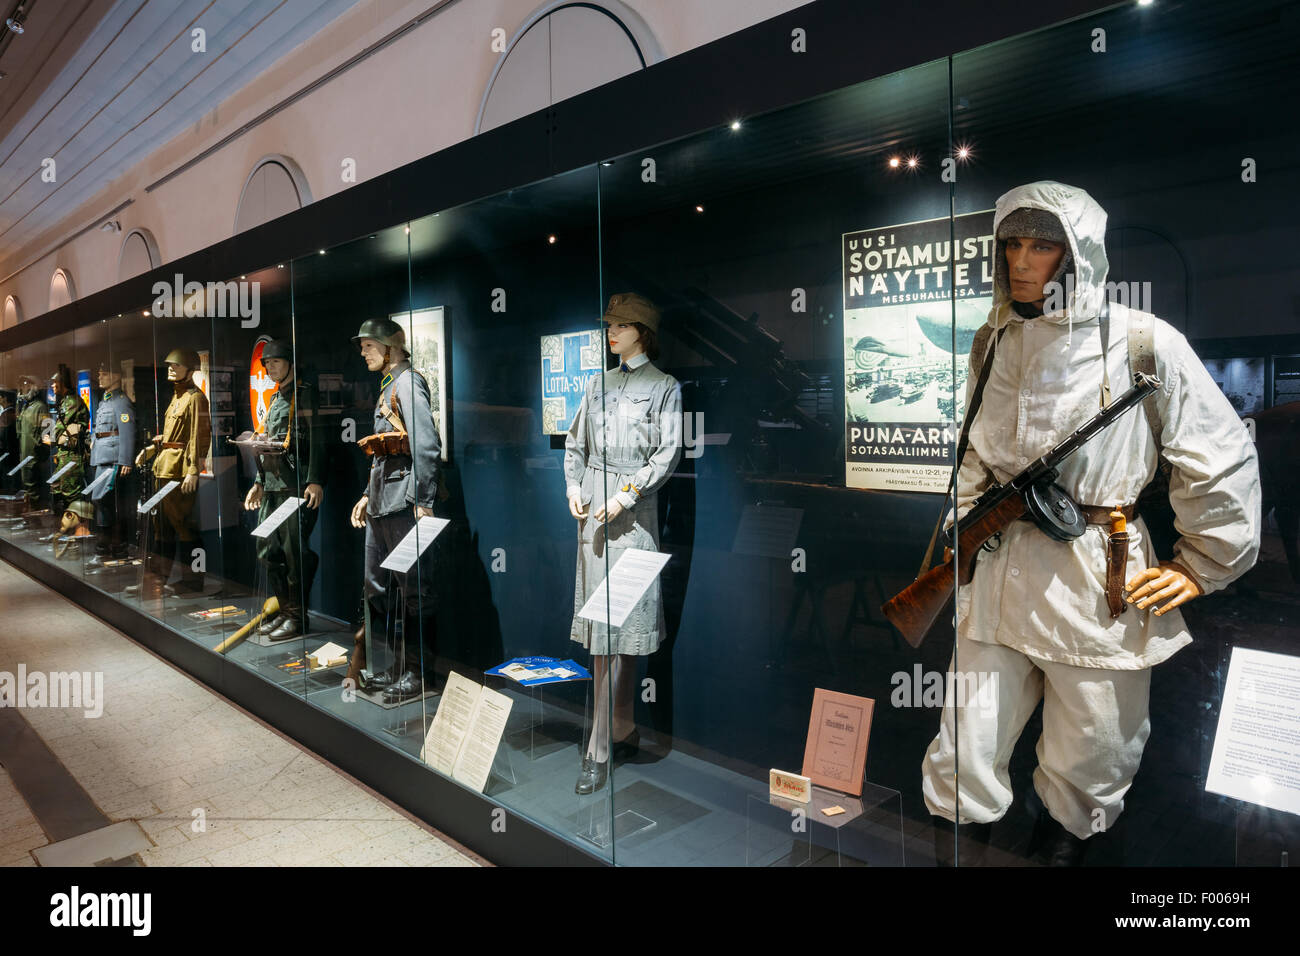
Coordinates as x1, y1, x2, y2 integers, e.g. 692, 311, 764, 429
158, 441, 184, 449
95, 430, 118, 438
1018, 503, 1138, 526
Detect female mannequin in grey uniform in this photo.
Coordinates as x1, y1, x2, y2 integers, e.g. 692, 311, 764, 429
565, 293, 682, 794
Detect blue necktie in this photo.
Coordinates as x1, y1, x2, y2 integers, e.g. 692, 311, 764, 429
620, 363, 630, 373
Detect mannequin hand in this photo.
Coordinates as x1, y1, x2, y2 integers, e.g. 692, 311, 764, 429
303, 483, 323, 509
414, 504, 432, 519
181, 473, 198, 495
568, 493, 587, 520
244, 483, 263, 511
119, 465, 132, 477
592, 497, 623, 524
350, 495, 368, 529
1126, 561, 1203, 616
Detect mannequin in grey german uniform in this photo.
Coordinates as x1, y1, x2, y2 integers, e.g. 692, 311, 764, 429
86, 363, 136, 570
349, 318, 442, 704
565, 293, 682, 794
243, 339, 327, 641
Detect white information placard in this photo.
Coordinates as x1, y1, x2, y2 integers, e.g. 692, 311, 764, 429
1206, 646, 1300, 815
421, 671, 480, 775
138, 480, 180, 514
577, 548, 671, 628
732, 504, 804, 558
7, 454, 34, 476
250, 496, 303, 538
451, 685, 513, 794
379, 516, 450, 572
81, 468, 113, 498
46, 461, 77, 484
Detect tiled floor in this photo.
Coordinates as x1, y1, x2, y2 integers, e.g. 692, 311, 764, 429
0, 560, 484, 867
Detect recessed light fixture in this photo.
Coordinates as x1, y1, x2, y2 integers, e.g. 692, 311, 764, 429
143, 310, 150, 317
695, 205, 705, 213
888, 157, 900, 168
730, 120, 742, 131
547, 234, 557, 244
906, 156, 919, 169
1137, 0, 1154, 6
318, 249, 325, 255
6, 9, 25, 34
600, 160, 614, 167
277, 264, 284, 268
405, 226, 411, 234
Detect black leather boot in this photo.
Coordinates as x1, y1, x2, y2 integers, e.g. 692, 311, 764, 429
1028, 811, 1090, 867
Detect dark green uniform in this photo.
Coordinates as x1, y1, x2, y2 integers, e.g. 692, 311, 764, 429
50, 393, 90, 509
254, 377, 326, 626
16, 392, 48, 505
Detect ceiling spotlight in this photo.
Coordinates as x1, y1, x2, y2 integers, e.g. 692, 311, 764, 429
5, 9, 25, 34
277, 263, 284, 268
547, 234, 557, 244
98, 220, 121, 233
906, 156, 919, 169
0, 71, 7, 80
1137, 0, 1154, 6
318, 249, 325, 255
600, 160, 614, 167
888, 157, 900, 168
730, 120, 742, 131
143, 310, 150, 317
405, 226, 411, 234
695, 204, 705, 213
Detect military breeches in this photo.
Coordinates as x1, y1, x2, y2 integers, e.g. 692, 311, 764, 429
363, 510, 435, 617
256, 490, 319, 617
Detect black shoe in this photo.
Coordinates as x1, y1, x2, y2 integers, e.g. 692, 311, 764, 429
266, 617, 302, 642
1028, 812, 1090, 867
382, 671, 423, 703
575, 756, 608, 795
363, 669, 394, 691
256, 612, 285, 636
611, 729, 640, 763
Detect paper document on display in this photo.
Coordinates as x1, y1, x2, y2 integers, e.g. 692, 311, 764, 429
251, 497, 303, 538
1205, 646, 1300, 815
380, 516, 450, 571
6, 455, 33, 476
576, 548, 671, 628
420, 671, 512, 793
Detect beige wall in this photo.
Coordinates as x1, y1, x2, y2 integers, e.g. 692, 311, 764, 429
0, 0, 809, 322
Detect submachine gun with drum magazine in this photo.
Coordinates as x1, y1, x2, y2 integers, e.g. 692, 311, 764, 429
882, 371, 1162, 648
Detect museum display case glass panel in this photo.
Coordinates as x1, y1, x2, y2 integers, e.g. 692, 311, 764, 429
592, 58, 957, 865
403, 165, 615, 856
948, 0, 1300, 865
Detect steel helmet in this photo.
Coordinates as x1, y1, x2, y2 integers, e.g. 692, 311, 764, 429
352, 318, 408, 354
64, 499, 94, 522
164, 348, 201, 369
259, 339, 293, 366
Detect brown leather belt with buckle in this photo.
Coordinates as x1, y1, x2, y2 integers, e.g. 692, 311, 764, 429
158, 441, 184, 449
95, 430, 118, 438
1019, 503, 1139, 617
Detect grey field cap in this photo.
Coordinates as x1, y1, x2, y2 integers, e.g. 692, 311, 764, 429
996, 207, 1068, 244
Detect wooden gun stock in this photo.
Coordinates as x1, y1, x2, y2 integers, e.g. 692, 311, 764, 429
882, 493, 1027, 647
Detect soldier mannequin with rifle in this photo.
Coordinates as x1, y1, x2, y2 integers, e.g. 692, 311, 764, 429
891, 182, 1260, 865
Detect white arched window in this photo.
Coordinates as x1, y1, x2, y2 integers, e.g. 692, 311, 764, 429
3, 295, 21, 329
234, 156, 312, 233
477, 1, 660, 134
50, 269, 75, 311
118, 228, 161, 281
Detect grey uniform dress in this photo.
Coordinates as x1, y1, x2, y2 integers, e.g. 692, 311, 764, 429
565, 354, 682, 655
89, 388, 136, 556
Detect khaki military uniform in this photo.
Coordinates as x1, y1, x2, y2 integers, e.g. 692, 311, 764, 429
148, 382, 211, 577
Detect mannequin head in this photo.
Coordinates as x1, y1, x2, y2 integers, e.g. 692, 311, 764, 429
602, 293, 661, 363
1004, 236, 1069, 307
166, 361, 191, 384
163, 348, 200, 385
50, 363, 72, 399
97, 365, 121, 391
358, 337, 392, 373
607, 322, 643, 359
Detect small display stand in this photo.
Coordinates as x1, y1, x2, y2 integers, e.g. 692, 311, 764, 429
746, 779, 904, 866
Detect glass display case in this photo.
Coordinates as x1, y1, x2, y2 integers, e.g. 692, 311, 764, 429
0, 0, 1295, 867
